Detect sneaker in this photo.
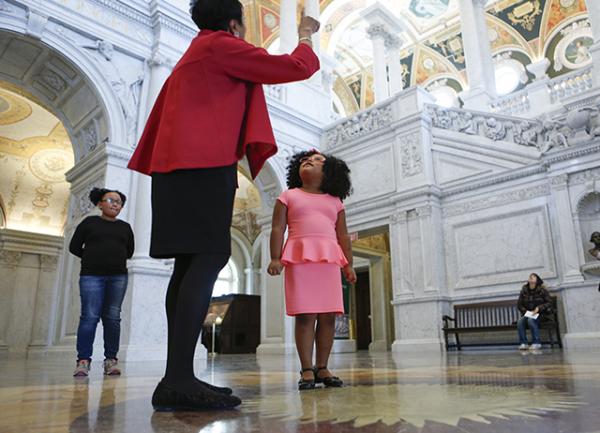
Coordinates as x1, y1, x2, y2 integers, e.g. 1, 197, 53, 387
518, 344, 529, 350
103, 358, 121, 376
529, 344, 542, 350
73, 359, 90, 377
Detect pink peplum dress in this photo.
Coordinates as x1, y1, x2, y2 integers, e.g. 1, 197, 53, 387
277, 188, 348, 316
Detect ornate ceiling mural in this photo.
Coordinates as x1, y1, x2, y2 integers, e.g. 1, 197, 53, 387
233, 171, 262, 244
0, 83, 74, 236
242, 0, 589, 113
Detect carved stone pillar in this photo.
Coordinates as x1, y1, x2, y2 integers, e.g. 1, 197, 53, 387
366, 24, 389, 103
279, 0, 297, 53
385, 33, 404, 96
458, 0, 497, 110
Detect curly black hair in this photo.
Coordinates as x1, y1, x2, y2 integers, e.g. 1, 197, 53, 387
286, 150, 352, 200
89, 188, 127, 206
191, 0, 243, 31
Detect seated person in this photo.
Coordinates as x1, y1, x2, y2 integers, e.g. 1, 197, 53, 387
517, 273, 551, 351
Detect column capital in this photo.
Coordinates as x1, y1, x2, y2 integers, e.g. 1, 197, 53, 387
147, 50, 174, 69
384, 33, 403, 50
366, 23, 389, 40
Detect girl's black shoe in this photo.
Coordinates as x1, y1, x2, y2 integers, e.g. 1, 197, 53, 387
314, 366, 343, 387
196, 379, 233, 395
152, 380, 241, 411
298, 367, 316, 390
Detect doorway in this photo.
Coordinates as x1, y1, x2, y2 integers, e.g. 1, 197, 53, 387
355, 269, 371, 350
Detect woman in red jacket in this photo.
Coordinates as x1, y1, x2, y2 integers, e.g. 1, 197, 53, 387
128, 0, 320, 411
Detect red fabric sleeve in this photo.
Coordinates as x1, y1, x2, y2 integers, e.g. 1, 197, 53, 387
213, 38, 320, 84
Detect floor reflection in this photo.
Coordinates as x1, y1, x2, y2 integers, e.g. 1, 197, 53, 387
0, 350, 599, 433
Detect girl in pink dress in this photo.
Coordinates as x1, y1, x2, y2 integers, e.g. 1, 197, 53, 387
268, 150, 356, 390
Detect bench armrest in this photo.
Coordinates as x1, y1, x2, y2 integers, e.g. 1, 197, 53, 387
442, 315, 455, 329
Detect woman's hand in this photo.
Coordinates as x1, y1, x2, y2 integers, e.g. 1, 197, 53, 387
298, 14, 320, 39
343, 265, 357, 284
268, 259, 284, 276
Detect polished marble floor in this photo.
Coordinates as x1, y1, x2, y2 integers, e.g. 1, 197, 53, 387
1, 349, 600, 433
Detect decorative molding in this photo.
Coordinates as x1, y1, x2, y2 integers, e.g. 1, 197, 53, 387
399, 132, 423, 177
324, 103, 393, 149
40, 254, 59, 270
549, 173, 569, 188
443, 184, 550, 218
0, 250, 22, 268
441, 165, 547, 197
570, 168, 600, 185
389, 211, 407, 225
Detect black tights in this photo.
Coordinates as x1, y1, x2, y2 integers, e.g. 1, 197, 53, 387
163, 253, 228, 393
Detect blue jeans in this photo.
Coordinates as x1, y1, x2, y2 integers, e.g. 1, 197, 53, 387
76, 274, 128, 361
517, 316, 540, 345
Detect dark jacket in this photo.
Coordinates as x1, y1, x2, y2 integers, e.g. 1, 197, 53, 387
517, 284, 551, 315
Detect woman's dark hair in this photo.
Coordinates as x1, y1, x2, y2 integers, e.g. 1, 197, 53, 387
286, 150, 352, 200
89, 188, 127, 206
191, 0, 243, 31
525, 273, 544, 289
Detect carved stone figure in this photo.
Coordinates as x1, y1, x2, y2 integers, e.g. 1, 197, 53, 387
513, 121, 540, 147
484, 117, 507, 141
540, 118, 569, 153
82, 40, 142, 148
457, 112, 478, 135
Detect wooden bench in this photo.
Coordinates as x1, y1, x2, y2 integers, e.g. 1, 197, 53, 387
442, 298, 562, 350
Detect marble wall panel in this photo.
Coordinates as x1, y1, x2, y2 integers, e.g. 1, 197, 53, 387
446, 205, 557, 290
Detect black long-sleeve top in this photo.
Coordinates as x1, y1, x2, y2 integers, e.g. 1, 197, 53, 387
69, 216, 135, 275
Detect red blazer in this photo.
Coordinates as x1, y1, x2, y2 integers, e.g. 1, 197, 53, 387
128, 30, 320, 179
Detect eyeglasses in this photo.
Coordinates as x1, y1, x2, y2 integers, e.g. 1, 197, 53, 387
300, 155, 326, 164
101, 198, 123, 206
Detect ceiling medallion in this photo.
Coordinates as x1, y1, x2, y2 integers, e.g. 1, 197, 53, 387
559, 0, 577, 10
507, 0, 542, 32
29, 148, 73, 183
0, 89, 33, 125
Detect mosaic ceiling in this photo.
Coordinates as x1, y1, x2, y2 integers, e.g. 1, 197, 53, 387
242, 0, 591, 114
0, 82, 74, 236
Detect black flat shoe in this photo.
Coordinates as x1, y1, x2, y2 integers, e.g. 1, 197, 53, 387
152, 381, 241, 411
298, 367, 316, 391
314, 366, 343, 387
196, 378, 233, 395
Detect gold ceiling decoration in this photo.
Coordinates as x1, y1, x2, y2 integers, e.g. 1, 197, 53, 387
507, 0, 543, 32
0, 88, 32, 125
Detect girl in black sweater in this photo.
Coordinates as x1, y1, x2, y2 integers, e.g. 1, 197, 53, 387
69, 188, 134, 377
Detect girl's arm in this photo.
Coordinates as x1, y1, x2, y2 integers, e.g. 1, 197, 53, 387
335, 211, 357, 284
268, 201, 288, 276
68, 219, 87, 258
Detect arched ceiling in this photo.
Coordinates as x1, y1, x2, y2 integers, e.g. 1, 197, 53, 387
0, 82, 74, 236
242, 0, 590, 113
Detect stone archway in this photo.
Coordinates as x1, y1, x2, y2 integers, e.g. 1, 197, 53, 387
0, 29, 132, 356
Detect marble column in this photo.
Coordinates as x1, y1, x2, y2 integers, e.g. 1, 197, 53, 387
279, 0, 297, 53
122, 52, 179, 360
458, 0, 497, 110
585, 0, 600, 87
549, 174, 584, 283
385, 34, 404, 96
361, 2, 404, 103
130, 54, 172, 263
366, 24, 389, 103
304, 0, 320, 54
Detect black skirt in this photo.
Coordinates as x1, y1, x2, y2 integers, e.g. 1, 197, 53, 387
150, 164, 237, 258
